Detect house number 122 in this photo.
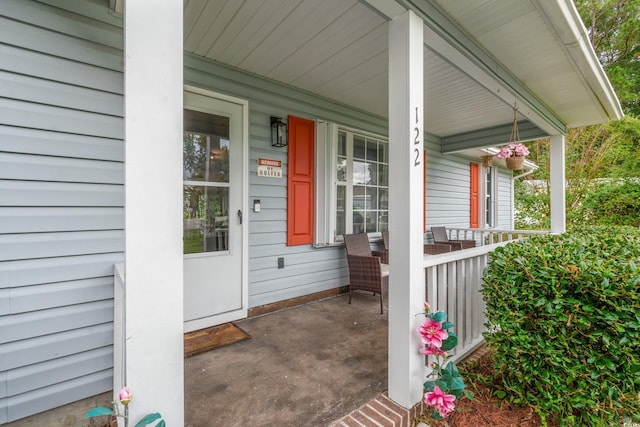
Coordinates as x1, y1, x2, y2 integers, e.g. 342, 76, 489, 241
413, 107, 421, 167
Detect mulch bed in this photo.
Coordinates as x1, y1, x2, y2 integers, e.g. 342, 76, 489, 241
413, 349, 559, 427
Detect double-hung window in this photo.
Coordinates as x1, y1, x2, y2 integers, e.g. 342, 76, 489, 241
483, 166, 497, 228
315, 123, 389, 245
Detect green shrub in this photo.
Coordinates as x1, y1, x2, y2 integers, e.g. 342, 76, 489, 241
572, 180, 640, 227
482, 226, 640, 426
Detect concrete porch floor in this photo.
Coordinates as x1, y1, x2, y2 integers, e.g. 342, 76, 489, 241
184, 291, 390, 426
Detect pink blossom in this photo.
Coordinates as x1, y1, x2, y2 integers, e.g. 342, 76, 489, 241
495, 143, 529, 159
424, 301, 431, 310
119, 386, 131, 405
417, 318, 449, 348
424, 386, 456, 417
420, 346, 447, 357
437, 405, 455, 418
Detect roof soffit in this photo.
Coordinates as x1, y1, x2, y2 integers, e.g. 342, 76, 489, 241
428, 0, 622, 126
396, 0, 566, 135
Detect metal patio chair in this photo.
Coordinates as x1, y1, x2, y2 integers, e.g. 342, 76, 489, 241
343, 233, 388, 314
430, 226, 476, 250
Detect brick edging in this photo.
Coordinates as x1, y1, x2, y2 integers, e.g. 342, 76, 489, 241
330, 392, 423, 427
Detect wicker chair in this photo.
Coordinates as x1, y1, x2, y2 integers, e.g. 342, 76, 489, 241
431, 226, 476, 250
343, 233, 388, 314
382, 230, 389, 251
423, 243, 454, 255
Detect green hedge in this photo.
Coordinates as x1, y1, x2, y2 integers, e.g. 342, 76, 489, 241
482, 226, 640, 426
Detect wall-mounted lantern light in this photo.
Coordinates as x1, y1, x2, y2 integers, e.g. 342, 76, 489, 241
270, 116, 287, 147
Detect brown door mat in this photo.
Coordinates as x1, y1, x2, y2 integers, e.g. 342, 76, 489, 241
184, 323, 251, 358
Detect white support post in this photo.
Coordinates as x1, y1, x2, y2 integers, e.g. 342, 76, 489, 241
388, 10, 425, 408
124, 1, 184, 425
549, 134, 566, 234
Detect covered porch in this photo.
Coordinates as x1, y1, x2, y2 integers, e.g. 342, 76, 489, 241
0, 0, 625, 424
120, 0, 622, 424
182, 228, 544, 426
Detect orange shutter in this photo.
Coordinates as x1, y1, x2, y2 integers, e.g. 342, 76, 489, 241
287, 116, 315, 245
423, 150, 427, 233
470, 163, 479, 228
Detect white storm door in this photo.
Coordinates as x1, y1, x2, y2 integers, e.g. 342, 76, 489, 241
183, 89, 246, 332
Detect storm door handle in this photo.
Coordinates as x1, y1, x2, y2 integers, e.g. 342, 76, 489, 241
237, 209, 243, 225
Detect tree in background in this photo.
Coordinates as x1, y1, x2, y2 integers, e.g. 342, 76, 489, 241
514, 1, 640, 229
515, 117, 640, 229
577, 0, 640, 116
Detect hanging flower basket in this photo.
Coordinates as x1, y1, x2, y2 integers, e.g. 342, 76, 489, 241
505, 155, 525, 170
495, 103, 529, 171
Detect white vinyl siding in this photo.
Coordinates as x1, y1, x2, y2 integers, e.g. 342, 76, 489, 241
0, 0, 123, 423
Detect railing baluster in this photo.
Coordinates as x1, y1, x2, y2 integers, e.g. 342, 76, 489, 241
422, 230, 550, 364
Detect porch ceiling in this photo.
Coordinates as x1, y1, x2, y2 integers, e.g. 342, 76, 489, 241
183, 0, 622, 140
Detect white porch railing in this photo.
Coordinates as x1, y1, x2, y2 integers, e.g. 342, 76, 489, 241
422, 229, 548, 363
433, 227, 549, 247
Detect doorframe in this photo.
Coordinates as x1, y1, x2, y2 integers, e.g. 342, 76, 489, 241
183, 85, 249, 331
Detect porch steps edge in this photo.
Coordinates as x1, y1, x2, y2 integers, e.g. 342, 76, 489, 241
330, 392, 423, 427
330, 343, 491, 427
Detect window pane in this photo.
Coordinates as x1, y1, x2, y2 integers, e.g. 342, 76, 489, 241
379, 143, 388, 163
378, 212, 388, 231
353, 135, 366, 160
183, 186, 229, 254
366, 139, 377, 161
353, 160, 369, 185
367, 187, 377, 209
365, 211, 377, 232
353, 185, 366, 210
378, 164, 388, 186
369, 163, 379, 185
337, 157, 347, 182
353, 210, 365, 234
184, 109, 230, 183
336, 185, 346, 237
338, 131, 347, 157
379, 188, 388, 210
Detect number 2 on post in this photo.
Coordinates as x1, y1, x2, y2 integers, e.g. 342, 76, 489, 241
413, 107, 421, 167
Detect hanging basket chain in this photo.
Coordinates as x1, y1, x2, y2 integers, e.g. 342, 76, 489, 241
509, 103, 520, 143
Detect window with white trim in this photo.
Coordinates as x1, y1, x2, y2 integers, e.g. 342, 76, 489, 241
315, 122, 389, 245
482, 166, 497, 228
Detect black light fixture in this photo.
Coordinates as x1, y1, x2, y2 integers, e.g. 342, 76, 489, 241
270, 116, 287, 147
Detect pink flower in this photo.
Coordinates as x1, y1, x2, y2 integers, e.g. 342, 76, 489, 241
417, 318, 449, 348
437, 405, 455, 418
119, 386, 131, 405
424, 301, 431, 311
495, 143, 529, 159
420, 346, 447, 357
424, 386, 456, 417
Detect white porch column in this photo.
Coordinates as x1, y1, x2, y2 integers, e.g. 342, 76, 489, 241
124, 1, 184, 425
388, 10, 425, 408
549, 134, 566, 234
